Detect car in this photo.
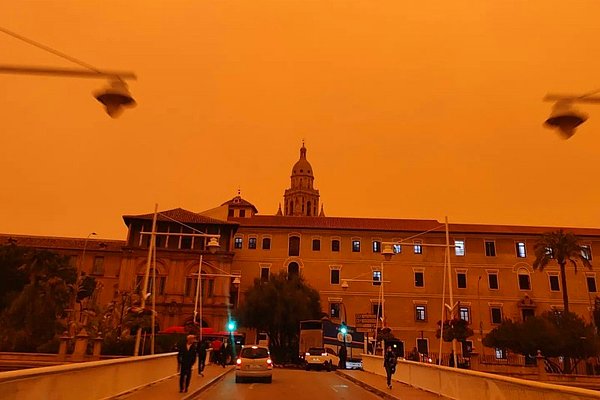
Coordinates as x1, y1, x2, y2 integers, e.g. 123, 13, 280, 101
235, 345, 273, 383
304, 347, 339, 371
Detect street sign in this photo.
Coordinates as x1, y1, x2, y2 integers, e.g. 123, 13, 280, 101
356, 327, 375, 333
355, 313, 377, 324
337, 332, 353, 342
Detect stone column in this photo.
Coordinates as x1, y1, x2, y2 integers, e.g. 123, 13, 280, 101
58, 333, 71, 361
536, 350, 547, 380
72, 328, 90, 361
93, 332, 103, 359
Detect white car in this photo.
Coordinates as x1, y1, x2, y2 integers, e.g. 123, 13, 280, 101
304, 347, 339, 371
235, 345, 273, 383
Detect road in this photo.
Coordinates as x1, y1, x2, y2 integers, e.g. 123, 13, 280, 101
193, 368, 381, 400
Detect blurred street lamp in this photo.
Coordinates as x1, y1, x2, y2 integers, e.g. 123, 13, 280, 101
544, 90, 600, 139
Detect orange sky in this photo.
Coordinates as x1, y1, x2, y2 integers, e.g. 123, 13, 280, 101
2, 1, 600, 240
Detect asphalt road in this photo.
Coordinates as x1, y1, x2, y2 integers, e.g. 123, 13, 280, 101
192, 368, 381, 400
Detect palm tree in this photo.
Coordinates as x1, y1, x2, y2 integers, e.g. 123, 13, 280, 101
533, 230, 592, 313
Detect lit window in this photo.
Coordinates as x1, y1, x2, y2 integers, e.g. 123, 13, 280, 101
393, 244, 402, 254
516, 242, 527, 258
549, 275, 560, 291
415, 305, 426, 321
414, 240, 422, 254
234, 237, 243, 249
372, 240, 381, 253
485, 240, 496, 257
248, 237, 257, 249
454, 240, 465, 256
330, 303, 341, 319
459, 307, 470, 322
373, 270, 382, 286
582, 245, 593, 261
352, 240, 361, 252
545, 247, 554, 259
495, 348, 507, 359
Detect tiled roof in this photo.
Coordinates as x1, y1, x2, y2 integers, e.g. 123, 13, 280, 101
229, 215, 600, 237
221, 196, 259, 213
123, 208, 237, 226
0, 233, 125, 251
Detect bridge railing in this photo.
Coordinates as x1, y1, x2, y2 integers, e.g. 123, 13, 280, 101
361, 354, 600, 400
0, 352, 177, 400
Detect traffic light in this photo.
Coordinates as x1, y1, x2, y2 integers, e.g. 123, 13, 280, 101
227, 320, 237, 332
340, 322, 347, 335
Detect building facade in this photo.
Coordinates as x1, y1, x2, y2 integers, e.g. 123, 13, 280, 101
2, 145, 599, 358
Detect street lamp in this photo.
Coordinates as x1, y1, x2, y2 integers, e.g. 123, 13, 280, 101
68, 232, 97, 333
0, 26, 137, 118
543, 90, 600, 139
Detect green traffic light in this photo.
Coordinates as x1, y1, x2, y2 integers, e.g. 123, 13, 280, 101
340, 324, 347, 335
227, 321, 236, 332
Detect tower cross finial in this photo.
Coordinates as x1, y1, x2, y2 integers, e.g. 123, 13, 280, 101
237, 187, 241, 196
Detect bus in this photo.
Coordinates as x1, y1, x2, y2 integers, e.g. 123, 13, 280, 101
299, 318, 364, 368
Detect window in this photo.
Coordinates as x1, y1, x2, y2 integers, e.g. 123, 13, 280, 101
239, 209, 246, 218
260, 267, 270, 282
184, 277, 198, 297
522, 308, 535, 320
414, 271, 424, 287
287, 262, 299, 279
330, 269, 340, 285
228, 209, 234, 217
490, 307, 503, 324
372, 303, 382, 317
485, 240, 496, 257
331, 239, 340, 252
262, 237, 271, 250
330, 303, 341, 319
393, 244, 402, 254
91, 256, 105, 275
518, 272, 531, 290
248, 237, 257, 249
582, 245, 593, 261
372, 240, 381, 253
488, 272, 499, 290
516, 242, 527, 258
312, 239, 321, 251
415, 305, 427, 321
135, 269, 166, 295
373, 270, 382, 286
454, 240, 465, 256
587, 276, 597, 293
414, 240, 422, 254
462, 341, 473, 356
545, 247, 554, 259
289, 236, 300, 257
457, 272, 467, 289
549, 274, 560, 291
234, 237, 243, 249
352, 240, 361, 252
459, 306, 470, 322
495, 348, 507, 359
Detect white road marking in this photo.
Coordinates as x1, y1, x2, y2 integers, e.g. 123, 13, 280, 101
330, 384, 348, 392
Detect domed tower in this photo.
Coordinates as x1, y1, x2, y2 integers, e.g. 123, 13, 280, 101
284, 143, 320, 216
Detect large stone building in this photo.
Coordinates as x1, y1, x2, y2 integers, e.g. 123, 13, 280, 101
2, 144, 600, 358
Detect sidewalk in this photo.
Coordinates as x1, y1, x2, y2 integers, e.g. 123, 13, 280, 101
116, 364, 234, 400
336, 369, 449, 400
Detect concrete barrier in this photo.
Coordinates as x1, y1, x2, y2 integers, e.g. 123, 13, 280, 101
361, 354, 600, 400
0, 352, 178, 400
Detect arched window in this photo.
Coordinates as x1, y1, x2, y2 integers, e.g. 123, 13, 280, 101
135, 268, 166, 295
289, 236, 300, 257
307, 201, 312, 216
288, 262, 299, 279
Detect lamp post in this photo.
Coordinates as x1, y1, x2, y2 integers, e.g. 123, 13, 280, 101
543, 90, 600, 139
380, 217, 458, 368
69, 232, 96, 333
193, 237, 221, 342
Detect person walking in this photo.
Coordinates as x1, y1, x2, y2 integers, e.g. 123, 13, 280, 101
197, 339, 207, 376
220, 339, 229, 367
178, 335, 197, 393
383, 345, 398, 389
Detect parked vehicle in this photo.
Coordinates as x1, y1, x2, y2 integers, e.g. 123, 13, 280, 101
304, 347, 339, 371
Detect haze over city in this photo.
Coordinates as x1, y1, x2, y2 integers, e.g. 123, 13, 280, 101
2, 1, 600, 240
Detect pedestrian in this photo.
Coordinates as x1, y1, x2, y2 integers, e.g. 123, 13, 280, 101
408, 347, 420, 362
383, 345, 397, 389
197, 339, 207, 376
211, 338, 222, 364
177, 335, 197, 393
338, 345, 347, 370
220, 339, 229, 367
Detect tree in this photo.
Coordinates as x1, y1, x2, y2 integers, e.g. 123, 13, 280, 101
533, 230, 592, 313
483, 311, 599, 373
436, 318, 474, 343
0, 248, 76, 352
237, 271, 321, 364
0, 244, 29, 313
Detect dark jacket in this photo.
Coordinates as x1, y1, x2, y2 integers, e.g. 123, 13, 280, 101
197, 341, 207, 359
178, 343, 198, 370
383, 350, 398, 371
